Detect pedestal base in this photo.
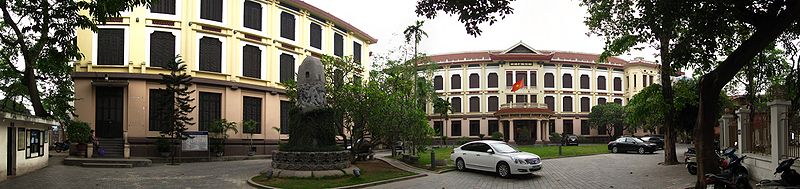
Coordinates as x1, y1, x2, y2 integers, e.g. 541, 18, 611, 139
271, 166, 357, 178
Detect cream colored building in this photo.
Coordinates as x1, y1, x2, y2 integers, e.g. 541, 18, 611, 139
73, 0, 375, 157
426, 42, 661, 144
1, 112, 58, 182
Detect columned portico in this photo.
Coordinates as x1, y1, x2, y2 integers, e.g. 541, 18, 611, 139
494, 103, 554, 144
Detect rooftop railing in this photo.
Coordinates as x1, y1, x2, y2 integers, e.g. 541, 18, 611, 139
499, 103, 549, 109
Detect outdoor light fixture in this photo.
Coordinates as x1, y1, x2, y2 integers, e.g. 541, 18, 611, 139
353, 168, 361, 177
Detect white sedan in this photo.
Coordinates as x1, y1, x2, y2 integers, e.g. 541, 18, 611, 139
450, 140, 542, 178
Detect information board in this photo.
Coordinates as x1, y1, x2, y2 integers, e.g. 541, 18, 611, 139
181, 131, 209, 151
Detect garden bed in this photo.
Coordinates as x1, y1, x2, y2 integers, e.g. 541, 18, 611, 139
251, 160, 416, 189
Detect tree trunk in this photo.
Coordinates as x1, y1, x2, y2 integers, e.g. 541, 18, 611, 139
24, 66, 48, 117
694, 76, 722, 188
658, 35, 679, 165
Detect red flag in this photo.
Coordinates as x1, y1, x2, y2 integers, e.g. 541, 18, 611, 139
511, 79, 524, 92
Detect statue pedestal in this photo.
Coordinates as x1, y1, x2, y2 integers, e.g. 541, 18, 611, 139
270, 166, 357, 178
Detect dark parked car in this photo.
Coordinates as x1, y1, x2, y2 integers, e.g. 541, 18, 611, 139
608, 137, 657, 154
565, 135, 579, 146
640, 136, 664, 150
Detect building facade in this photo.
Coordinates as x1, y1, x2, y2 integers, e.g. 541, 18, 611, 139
426, 43, 660, 144
1, 112, 57, 182
73, 0, 375, 157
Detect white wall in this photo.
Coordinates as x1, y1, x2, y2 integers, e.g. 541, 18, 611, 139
0, 126, 7, 182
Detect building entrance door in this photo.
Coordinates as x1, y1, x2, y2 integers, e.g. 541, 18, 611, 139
513, 120, 537, 145
7, 125, 15, 176
95, 87, 124, 138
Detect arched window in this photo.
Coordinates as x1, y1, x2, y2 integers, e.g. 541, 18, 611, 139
487, 96, 499, 111
451, 75, 461, 89
563, 96, 573, 112
545, 96, 555, 111
469, 73, 480, 88
562, 74, 572, 88
544, 73, 555, 88
487, 73, 498, 88
580, 75, 589, 89
597, 76, 606, 90
433, 76, 443, 90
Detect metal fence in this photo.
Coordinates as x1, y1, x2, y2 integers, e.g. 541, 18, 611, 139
747, 112, 771, 156
784, 111, 800, 158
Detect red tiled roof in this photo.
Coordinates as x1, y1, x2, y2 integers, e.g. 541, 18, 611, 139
494, 108, 554, 115
284, 0, 377, 43
427, 49, 651, 67
546, 51, 628, 65
428, 52, 491, 63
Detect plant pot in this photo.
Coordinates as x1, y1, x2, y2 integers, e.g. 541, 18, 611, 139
215, 152, 224, 157
72, 143, 87, 157
160, 152, 170, 158
247, 151, 256, 156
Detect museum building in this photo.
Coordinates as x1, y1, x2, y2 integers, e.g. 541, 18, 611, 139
73, 0, 375, 157
425, 42, 661, 144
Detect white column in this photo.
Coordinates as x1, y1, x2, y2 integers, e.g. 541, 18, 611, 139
509, 120, 515, 143
719, 114, 735, 148
536, 120, 543, 142
499, 120, 505, 141
736, 107, 751, 153
769, 100, 790, 165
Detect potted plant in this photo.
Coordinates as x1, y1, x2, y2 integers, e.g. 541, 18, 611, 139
209, 119, 238, 157
65, 120, 91, 157
156, 137, 171, 158
242, 120, 257, 156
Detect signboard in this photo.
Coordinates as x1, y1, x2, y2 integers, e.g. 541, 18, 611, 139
182, 131, 208, 151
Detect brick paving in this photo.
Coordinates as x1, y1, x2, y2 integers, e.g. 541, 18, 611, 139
367, 144, 697, 189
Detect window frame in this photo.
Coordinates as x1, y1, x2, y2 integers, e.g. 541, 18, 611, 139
487, 96, 499, 112
487, 72, 498, 88
277, 50, 297, 83
278, 10, 298, 41
562, 73, 573, 88
544, 73, 555, 88
450, 97, 462, 113
433, 75, 444, 91
93, 26, 129, 66
240, 41, 266, 79
562, 96, 573, 112
469, 120, 480, 136
242, 0, 265, 32
145, 28, 180, 68
198, 92, 223, 131
198, 0, 226, 25
243, 96, 263, 134
308, 19, 324, 51
196, 33, 227, 73
353, 41, 362, 64
148, 89, 174, 132
451, 120, 462, 136
333, 32, 344, 57
148, 0, 180, 20
469, 96, 480, 112
450, 74, 462, 90
469, 73, 480, 89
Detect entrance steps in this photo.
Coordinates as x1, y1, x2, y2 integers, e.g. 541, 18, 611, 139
80, 163, 133, 168
96, 138, 124, 158
63, 157, 151, 167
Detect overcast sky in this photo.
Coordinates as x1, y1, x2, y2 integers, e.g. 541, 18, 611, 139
304, 0, 658, 61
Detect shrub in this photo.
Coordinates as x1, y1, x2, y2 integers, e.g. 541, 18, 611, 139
156, 137, 170, 152
66, 120, 91, 144
549, 132, 563, 143
478, 134, 485, 140
516, 128, 531, 143
457, 136, 470, 145
490, 132, 504, 141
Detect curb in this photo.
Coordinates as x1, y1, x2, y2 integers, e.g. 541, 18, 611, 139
247, 177, 281, 189
247, 173, 427, 189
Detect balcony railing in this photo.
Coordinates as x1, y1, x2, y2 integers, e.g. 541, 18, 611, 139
499, 103, 548, 109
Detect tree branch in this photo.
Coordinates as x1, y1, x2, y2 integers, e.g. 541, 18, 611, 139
0, 0, 30, 55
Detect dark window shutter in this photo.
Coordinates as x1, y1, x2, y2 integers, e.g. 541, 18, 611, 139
451, 120, 461, 136
581, 120, 590, 135
515, 72, 526, 86
280, 12, 295, 40
310, 23, 322, 49
353, 42, 362, 63
243, 1, 262, 30
488, 73, 498, 88
450, 97, 461, 113
598, 98, 607, 105
434, 121, 443, 136
581, 97, 590, 112
469, 120, 480, 136
650, 76, 654, 85
469, 97, 479, 112
199, 92, 222, 131
530, 72, 536, 86
634, 75, 638, 88
545, 96, 555, 111
201, 0, 223, 22
614, 77, 622, 91
563, 96, 573, 112
451, 75, 461, 89
563, 120, 573, 135
149, 31, 175, 68
97, 28, 125, 65
614, 98, 623, 105
148, 89, 173, 131
151, 0, 176, 14
199, 37, 222, 72
597, 76, 606, 90
280, 101, 290, 134
488, 120, 499, 135
530, 95, 537, 103
334, 33, 343, 57
434, 76, 443, 90
506, 95, 513, 103
488, 96, 498, 111
580, 75, 589, 89
469, 74, 479, 88
506, 71, 513, 86
516, 95, 527, 103
242, 45, 261, 78
563, 74, 572, 88
243, 96, 262, 134
544, 73, 554, 88
279, 53, 295, 83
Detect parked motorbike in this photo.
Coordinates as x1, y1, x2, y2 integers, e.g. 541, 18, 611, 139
756, 157, 800, 188
687, 147, 742, 175
703, 153, 750, 189
53, 140, 70, 153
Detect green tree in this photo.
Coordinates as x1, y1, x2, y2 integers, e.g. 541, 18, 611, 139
157, 56, 195, 164
588, 103, 625, 138
432, 97, 450, 137
415, 0, 516, 36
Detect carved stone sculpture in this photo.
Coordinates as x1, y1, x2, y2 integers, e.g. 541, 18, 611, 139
296, 56, 327, 113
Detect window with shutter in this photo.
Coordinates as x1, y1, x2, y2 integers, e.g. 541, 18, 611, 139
280, 101, 291, 134
280, 12, 295, 40
334, 33, 343, 57
279, 53, 295, 83
563, 74, 572, 88
598, 98, 607, 105
353, 42, 362, 63
434, 121, 443, 136
310, 23, 322, 49
545, 96, 555, 111
581, 120, 590, 135
451, 120, 461, 136
433, 76, 443, 90
563, 96, 573, 112
634, 75, 637, 88
563, 120, 574, 135
614, 98, 623, 105
199, 36, 222, 72
581, 97, 590, 112
243, 1, 262, 30
506, 71, 513, 86
451, 75, 461, 89
201, 0, 223, 22
580, 75, 589, 89
488, 120, 499, 135
506, 95, 513, 103
469, 97, 479, 112
530, 95, 537, 103
544, 73, 554, 88
516, 95, 527, 103
530, 72, 536, 87
643, 75, 647, 87
469, 120, 480, 136
515, 72, 526, 86
148, 89, 173, 131
549, 119, 556, 133
199, 92, 222, 131
243, 96, 262, 134
97, 28, 125, 65
149, 31, 175, 68
487, 96, 498, 111
650, 75, 654, 85
597, 76, 606, 90
469, 74, 479, 88
242, 45, 261, 78
487, 73, 498, 88
151, 0, 176, 14
450, 97, 461, 113
613, 77, 622, 91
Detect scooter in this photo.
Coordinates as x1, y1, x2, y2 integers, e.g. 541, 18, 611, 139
53, 140, 70, 153
756, 157, 800, 188
703, 154, 751, 189
687, 147, 741, 175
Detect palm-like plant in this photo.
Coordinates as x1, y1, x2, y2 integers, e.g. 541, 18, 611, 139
433, 98, 451, 146
273, 127, 282, 145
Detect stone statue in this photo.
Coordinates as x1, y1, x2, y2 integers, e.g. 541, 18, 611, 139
296, 56, 327, 113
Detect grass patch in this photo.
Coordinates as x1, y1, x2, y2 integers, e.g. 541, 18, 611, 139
516, 145, 608, 159
391, 148, 455, 171
252, 160, 415, 189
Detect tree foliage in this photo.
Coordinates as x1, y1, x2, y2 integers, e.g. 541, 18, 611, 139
415, 0, 515, 36
157, 56, 195, 163
588, 103, 625, 137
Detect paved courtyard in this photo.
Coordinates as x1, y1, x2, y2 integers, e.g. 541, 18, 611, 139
0, 144, 696, 189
